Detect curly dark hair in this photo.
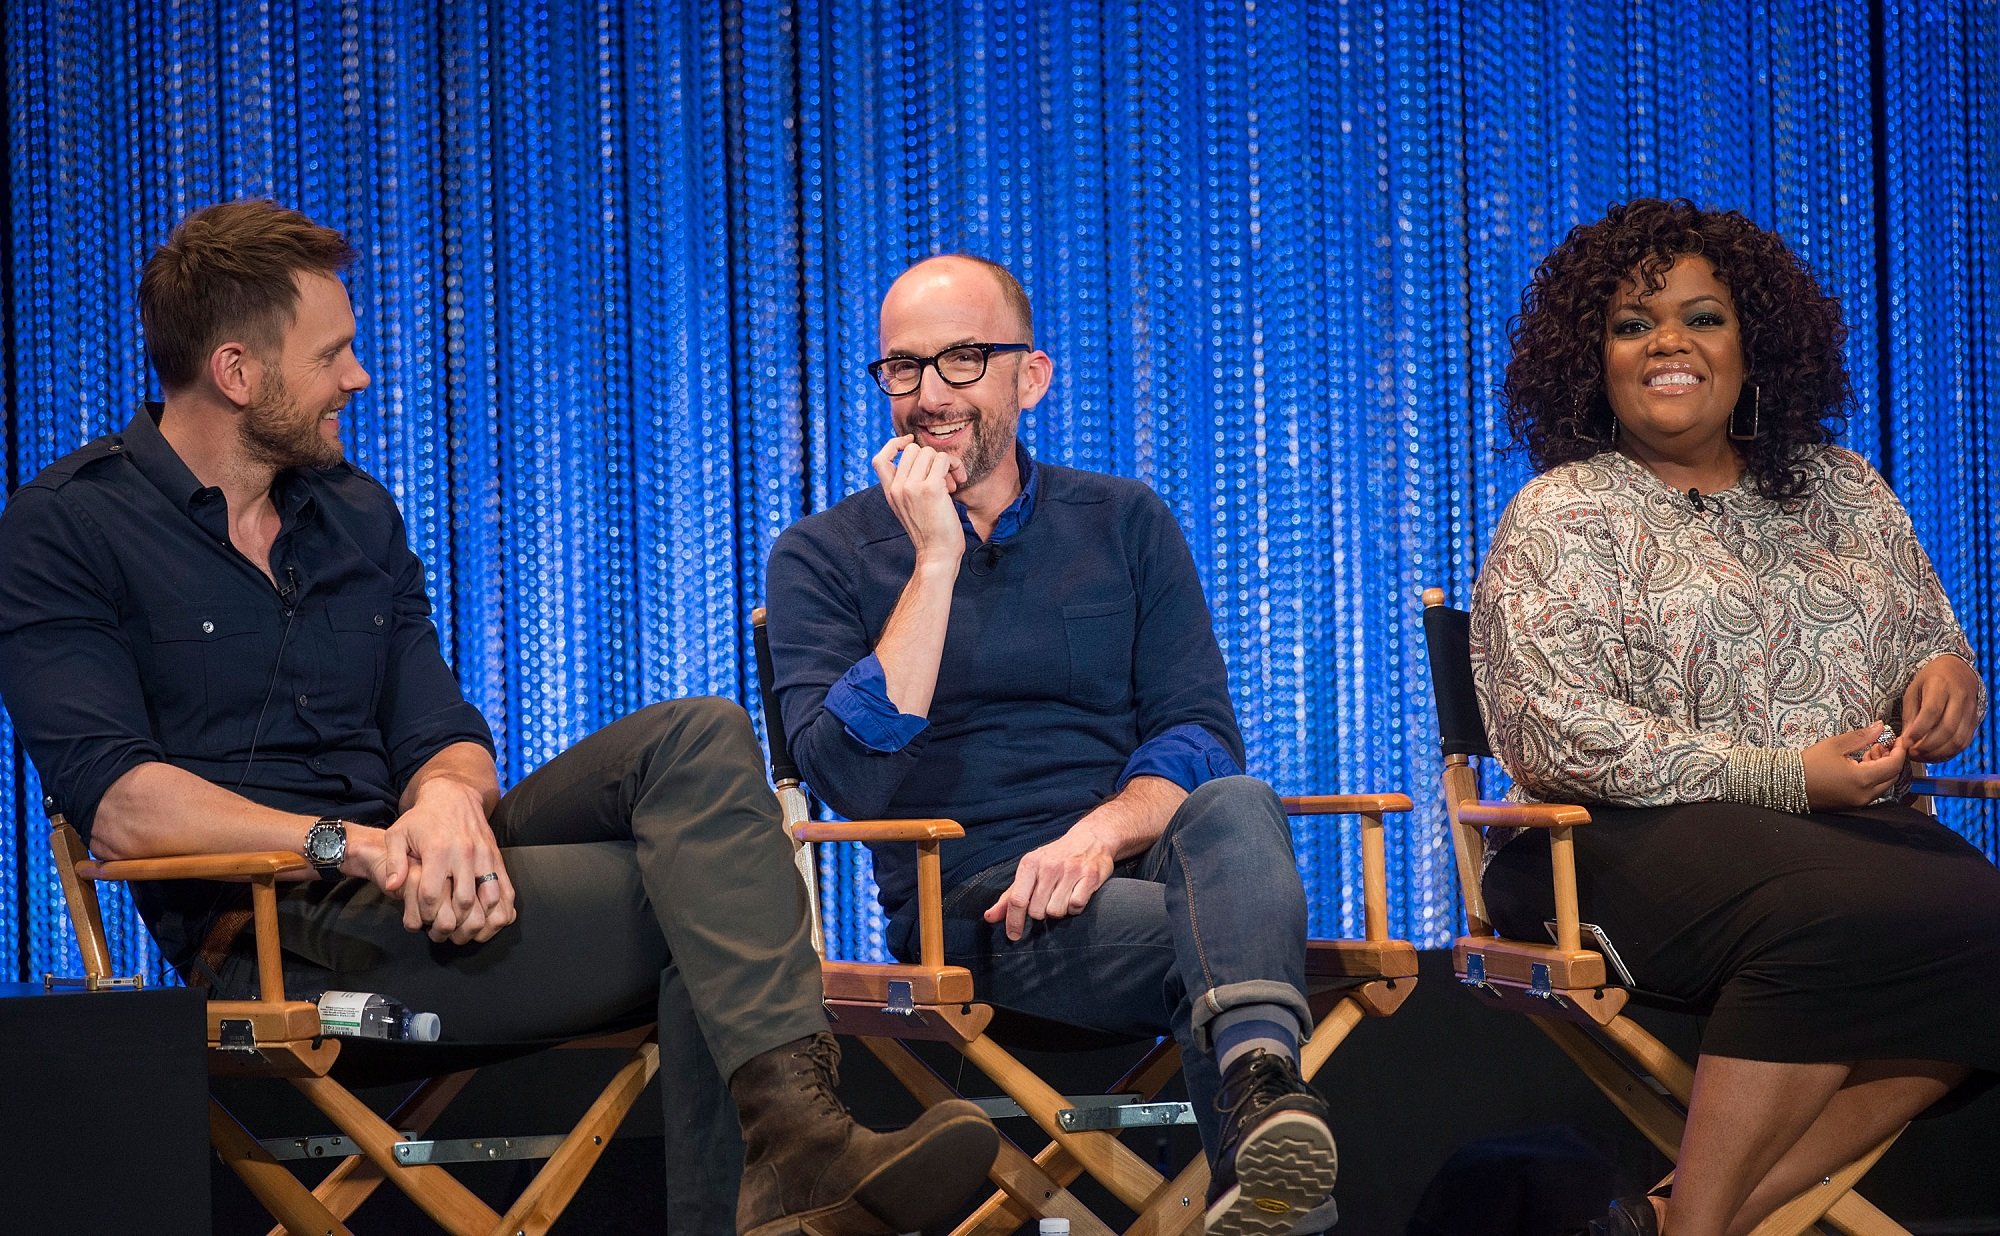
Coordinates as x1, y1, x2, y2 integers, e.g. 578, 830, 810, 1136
1501, 197, 1850, 501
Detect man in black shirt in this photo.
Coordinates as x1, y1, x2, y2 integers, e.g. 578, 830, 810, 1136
0, 200, 993, 1236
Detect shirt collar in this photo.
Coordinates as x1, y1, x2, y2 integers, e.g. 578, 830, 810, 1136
122, 402, 319, 528
957, 440, 1038, 543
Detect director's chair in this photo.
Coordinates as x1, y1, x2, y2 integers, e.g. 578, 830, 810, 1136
751, 607, 1417, 1236
1420, 586, 2000, 1236
49, 818, 659, 1236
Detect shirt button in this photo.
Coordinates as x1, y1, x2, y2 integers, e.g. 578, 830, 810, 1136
312, 758, 327, 771
282, 609, 293, 620
201, 620, 214, 634
373, 614, 385, 626
296, 695, 309, 708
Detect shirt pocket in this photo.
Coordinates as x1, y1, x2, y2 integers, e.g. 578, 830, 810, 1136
1063, 594, 1137, 712
143, 604, 269, 744
322, 597, 392, 718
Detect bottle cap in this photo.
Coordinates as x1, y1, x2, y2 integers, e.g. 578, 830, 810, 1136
408, 1012, 442, 1042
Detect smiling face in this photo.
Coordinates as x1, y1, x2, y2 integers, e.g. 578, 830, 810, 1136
876, 257, 1051, 496
1601, 255, 1746, 465
239, 271, 371, 470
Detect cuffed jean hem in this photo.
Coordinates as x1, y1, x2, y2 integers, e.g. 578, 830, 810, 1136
1197, 982, 1315, 1051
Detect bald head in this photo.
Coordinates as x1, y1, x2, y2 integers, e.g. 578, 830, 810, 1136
880, 255, 1034, 348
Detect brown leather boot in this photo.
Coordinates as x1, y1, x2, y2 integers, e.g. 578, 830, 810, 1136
731, 1032, 998, 1236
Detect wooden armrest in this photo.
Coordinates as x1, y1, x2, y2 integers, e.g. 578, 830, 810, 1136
1909, 774, 2000, 800
1455, 800, 1591, 828
792, 818, 964, 843
1454, 937, 1610, 991
79, 850, 309, 882
820, 962, 975, 1005
1281, 793, 1414, 816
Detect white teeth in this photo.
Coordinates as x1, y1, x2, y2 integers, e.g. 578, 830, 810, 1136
1648, 372, 1699, 387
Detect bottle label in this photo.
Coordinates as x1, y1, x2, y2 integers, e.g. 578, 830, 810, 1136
316, 990, 371, 1036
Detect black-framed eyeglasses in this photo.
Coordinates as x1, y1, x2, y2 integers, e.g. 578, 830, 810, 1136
865, 343, 1030, 396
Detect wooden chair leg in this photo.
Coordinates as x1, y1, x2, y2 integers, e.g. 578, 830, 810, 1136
959, 1035, 1167, 1213
211, 1099, 355, 1236
1820, 1184, 1910, 1236
1533, 1018, 1687, 1160
273, 1070, 477, 1234
1745, 1129, 1906, 1236
493, 1041, 661, 1236
293, 1074, 502, 1235
1125, 1150, 1207, 1236
1300, 996, 1367, 1079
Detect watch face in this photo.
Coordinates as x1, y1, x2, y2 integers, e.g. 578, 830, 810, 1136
307, 822, 344, 865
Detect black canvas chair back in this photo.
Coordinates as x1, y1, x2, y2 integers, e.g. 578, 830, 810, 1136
1421, 600, 1490, 759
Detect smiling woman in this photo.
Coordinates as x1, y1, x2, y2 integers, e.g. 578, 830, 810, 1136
1503, 198, 1851, 506
1598, 256, 1745, 495
1472, 197, 2000, 1236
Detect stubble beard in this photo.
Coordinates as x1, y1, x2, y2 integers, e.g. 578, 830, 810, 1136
906, 405, 1011, 491
242, 374, 345, 471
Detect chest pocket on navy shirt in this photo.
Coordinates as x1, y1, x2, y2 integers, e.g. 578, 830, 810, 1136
1063, 594, 1136, 711
322, 598, 391, 718
144, 604, 271, 744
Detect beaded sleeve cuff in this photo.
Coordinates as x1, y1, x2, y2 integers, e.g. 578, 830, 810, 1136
1722, 748, 1811, 815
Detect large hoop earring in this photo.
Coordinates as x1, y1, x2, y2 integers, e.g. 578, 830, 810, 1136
1729, 384, 1760, 441
1577, 390, 1617, 445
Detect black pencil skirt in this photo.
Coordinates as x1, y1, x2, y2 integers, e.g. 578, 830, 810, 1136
1482, 800, 2000, 1078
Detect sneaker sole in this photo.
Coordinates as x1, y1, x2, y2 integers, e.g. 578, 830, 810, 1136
1204, 1109, 1338, 1236
745, 1106, 999, 1236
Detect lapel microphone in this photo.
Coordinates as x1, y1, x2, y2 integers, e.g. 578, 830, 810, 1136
1687, 487, 1706, 513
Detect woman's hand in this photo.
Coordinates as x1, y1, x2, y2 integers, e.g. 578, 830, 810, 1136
1900, 655, 1983, 763
1803, 722, 1907, 810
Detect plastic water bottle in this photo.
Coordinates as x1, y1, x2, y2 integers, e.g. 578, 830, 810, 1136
312, 990, 441, 1041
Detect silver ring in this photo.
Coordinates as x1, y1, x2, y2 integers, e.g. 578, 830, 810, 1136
474, 871, 500, 886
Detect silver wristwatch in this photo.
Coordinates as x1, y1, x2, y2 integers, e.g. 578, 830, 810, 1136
304, 816, 348, 882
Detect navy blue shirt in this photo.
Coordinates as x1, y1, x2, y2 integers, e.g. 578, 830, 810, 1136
764, 449, 1244, 955
0, 404, 493, 966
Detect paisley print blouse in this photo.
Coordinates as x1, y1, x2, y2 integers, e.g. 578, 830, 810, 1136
1470, 446, 1981, 811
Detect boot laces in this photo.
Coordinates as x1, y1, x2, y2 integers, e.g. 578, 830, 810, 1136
1217, 1050, 1297, 1123
793, 1033, 852, 1120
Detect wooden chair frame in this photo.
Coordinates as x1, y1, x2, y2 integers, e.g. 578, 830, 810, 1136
50, 818, 660, 1236
752, 608, 1418, 1236
1421, 586, 2000, 1236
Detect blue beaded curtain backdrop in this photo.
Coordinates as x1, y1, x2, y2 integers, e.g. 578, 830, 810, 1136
4, 1, 1995, 977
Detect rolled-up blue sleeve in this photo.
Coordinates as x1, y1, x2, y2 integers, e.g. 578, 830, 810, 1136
1118, 720, 1242, 791
824, 654, 930, 752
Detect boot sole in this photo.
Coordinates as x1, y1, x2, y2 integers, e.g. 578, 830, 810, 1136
1204, 1109, 1338, 1236
744, 1105, 999, 1236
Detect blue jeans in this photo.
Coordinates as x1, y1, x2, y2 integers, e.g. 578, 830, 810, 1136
929, 775, 1312, 1160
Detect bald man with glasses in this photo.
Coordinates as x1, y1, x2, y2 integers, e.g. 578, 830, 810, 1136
765, 255, 1341, 1236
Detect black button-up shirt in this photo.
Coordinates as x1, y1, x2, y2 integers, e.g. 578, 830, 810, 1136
0, 404, 492, 965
